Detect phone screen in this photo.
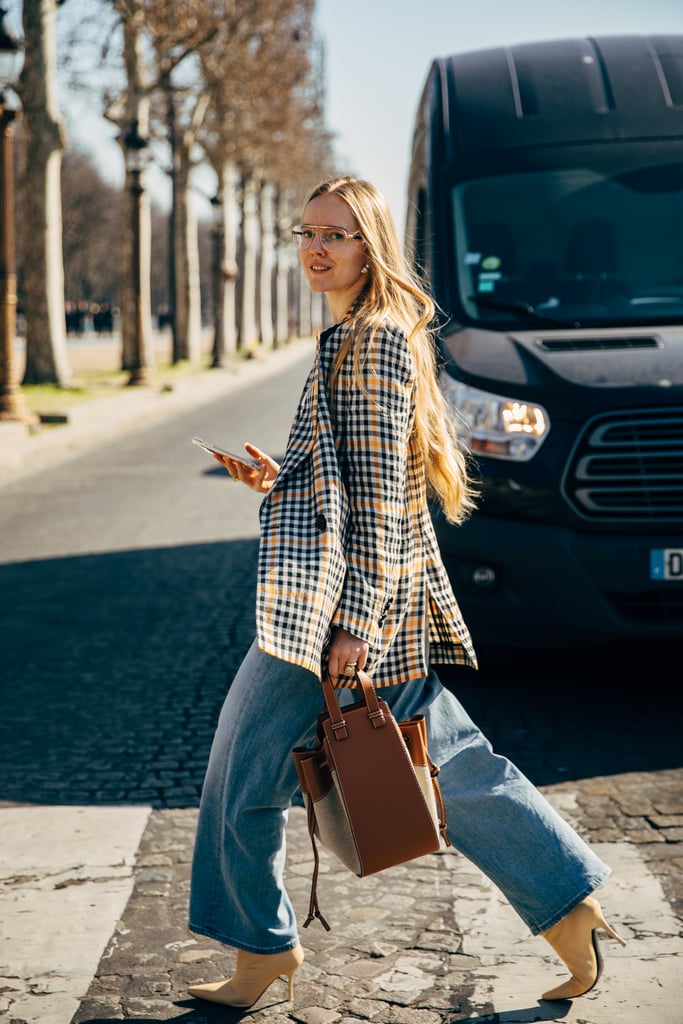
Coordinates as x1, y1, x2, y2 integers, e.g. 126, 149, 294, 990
192, 437, 260, 469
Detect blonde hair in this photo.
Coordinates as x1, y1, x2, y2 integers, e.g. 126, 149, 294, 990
304, 176, 476, 525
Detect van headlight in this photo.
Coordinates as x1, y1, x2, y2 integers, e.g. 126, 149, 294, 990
440, 371, 550, 461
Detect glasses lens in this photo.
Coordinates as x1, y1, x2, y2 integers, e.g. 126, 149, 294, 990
293, 228, 358, 250
321, 230, 349, 251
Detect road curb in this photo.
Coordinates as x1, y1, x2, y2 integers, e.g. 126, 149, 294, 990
0, 339, 314, 487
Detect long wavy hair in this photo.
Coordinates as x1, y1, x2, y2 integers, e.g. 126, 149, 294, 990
303, 176, 476, 525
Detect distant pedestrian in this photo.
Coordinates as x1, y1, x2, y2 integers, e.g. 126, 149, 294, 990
93, 304, 114, 335
186, 176, 626, 1010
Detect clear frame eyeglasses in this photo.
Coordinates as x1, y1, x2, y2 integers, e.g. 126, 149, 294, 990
291, 225, 363, 251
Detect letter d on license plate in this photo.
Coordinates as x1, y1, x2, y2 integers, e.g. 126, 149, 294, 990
650, 549, 683, 580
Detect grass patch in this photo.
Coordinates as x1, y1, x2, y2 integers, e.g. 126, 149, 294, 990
23, 371, 128, 414
21, 354, 231, 416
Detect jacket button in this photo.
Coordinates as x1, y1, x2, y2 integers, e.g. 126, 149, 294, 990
378, 599, 392, 627
315, 513, 327, 532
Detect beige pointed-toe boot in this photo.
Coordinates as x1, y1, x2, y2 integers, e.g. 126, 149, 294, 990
540, 895, 626, 1000
188, 944, 304, 1008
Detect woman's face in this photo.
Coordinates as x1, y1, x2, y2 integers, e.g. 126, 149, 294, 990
298, 194, 367, 319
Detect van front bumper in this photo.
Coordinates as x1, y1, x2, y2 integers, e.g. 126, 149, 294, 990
432, 511, 683, 650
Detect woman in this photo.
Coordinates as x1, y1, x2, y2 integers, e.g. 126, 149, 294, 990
187, 176, 625, 1009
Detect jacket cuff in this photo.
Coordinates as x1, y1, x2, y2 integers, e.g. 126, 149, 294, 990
332, 593, 393, 646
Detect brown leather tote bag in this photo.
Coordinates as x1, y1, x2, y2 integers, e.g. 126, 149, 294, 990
292, 668, 449, 929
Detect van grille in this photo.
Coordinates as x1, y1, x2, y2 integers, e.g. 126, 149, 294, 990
537, 336, 660, 352
607, 590, 683, 624
563, 407, 683, 521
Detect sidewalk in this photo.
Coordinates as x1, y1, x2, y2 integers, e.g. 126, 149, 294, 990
0, 334, 315, 486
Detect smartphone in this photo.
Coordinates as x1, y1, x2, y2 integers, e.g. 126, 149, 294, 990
192, 436, 260, 469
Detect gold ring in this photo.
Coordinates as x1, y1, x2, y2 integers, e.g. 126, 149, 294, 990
344, 661, 357, 669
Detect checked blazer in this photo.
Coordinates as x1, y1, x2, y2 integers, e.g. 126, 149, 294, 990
256, 319, 477, 686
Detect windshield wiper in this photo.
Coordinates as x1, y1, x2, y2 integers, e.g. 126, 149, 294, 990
469, 296, 580, 328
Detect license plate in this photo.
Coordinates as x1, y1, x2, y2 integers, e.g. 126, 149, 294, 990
650, 549, 683, 580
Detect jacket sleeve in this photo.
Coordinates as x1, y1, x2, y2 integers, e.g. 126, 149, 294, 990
330, 324, 416, 646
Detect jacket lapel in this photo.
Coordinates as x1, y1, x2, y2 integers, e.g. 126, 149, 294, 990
272, 329, 337, 484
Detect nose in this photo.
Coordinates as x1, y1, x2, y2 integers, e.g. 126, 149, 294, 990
308, 230, 326, 254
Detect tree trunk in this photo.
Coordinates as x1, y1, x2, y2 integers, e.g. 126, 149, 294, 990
237, 171, 258, 352
258, 180, 275, 348
166, 92, 178, 361
298, 264, 311, 338
19, 0, 72, 386
273, 190, 291, 344
275, 245, 290, 344
172, 137, 202, 363
211, 159, 238, 366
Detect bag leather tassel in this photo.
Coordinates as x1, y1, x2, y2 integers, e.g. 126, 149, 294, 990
303, 796, 331, 930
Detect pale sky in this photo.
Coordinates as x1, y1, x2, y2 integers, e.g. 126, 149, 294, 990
315, 0, 683, 233
6, 0, 682, 237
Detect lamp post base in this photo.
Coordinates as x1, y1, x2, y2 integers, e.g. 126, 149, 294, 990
127, 366, 154, 387
0, 387, 39, 424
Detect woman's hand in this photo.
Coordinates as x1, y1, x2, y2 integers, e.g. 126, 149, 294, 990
327, 627, 369, 682
215, 443, 280, 494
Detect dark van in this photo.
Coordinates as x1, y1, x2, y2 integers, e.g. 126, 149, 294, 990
406, 35, 683, 650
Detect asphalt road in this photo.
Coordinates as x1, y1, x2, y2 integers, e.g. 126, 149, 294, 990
0, 352, 304, 808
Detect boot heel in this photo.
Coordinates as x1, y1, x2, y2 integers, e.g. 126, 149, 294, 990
596, 910, 627, 947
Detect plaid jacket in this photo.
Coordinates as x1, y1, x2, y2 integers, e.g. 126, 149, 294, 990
256, 320, 477, 686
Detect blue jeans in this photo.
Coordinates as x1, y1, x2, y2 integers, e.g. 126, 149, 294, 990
189, 642, 610, 953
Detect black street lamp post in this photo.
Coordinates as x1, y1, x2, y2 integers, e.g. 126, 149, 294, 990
210, 192, 225, 368
122, 121, 152, 386
0, 7, 35, 423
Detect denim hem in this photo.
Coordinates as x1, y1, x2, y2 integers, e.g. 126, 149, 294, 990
528, 868, 612, 935
188, 920, 301, 956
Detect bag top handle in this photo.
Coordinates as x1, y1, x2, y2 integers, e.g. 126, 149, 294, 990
321, 668, 386, 737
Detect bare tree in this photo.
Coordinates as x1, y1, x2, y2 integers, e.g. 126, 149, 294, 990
101, 0, 156, 380
198, 0, 329, 353
59, 0, 217, 370
165, 88, 205, 363
19, 0, 72, 385
144, 0, 217, 364
16, 0, 334, 386
197, 0, 261, 359
254, 32, 335, 342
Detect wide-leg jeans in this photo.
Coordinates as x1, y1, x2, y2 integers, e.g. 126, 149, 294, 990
189, 642, 611, 954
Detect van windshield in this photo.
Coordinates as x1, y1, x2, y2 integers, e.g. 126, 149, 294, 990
453, 165, 683, 328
